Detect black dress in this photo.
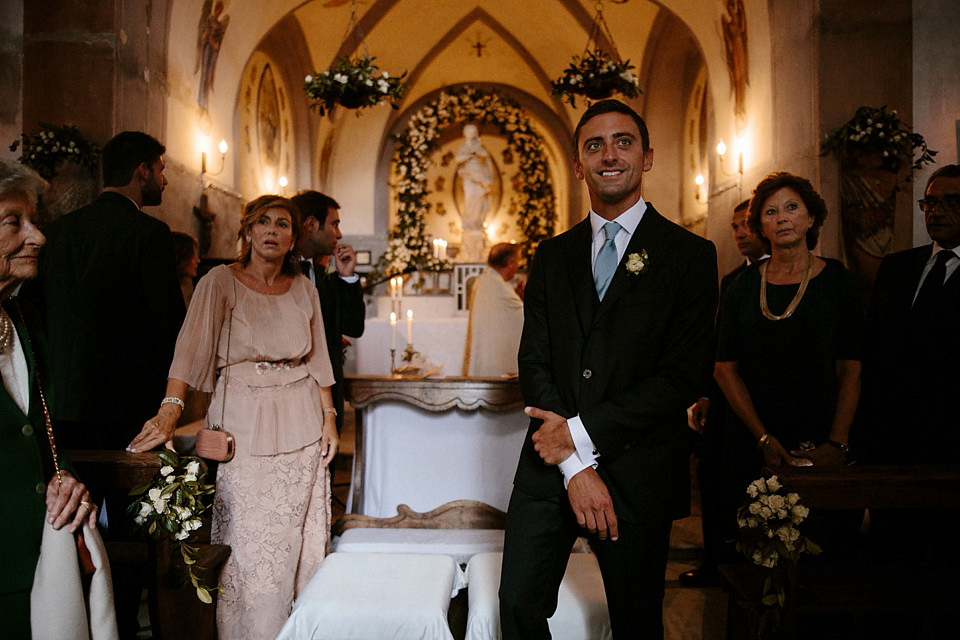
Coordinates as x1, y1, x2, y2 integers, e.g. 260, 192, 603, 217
716, 258, 862, 452
717, 259, 864, 561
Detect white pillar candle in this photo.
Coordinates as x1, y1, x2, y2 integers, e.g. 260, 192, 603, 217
390, 311, 397, 350
406, 309, 413, 345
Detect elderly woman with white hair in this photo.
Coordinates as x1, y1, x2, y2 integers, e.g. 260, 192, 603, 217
0, 159, 101, 639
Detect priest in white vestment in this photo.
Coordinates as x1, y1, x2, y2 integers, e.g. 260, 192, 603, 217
463, 243, 525, 376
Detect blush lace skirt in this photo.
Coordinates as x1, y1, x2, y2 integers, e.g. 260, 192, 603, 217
211, 442, 331, 640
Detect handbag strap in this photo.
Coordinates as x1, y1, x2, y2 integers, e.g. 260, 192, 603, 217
10, 298, 61, 485
213, 276, 236, 431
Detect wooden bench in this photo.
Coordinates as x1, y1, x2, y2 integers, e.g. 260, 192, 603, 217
720, 465, 960, 640
68, 449, 230, 640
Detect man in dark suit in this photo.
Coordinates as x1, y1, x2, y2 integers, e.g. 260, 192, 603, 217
860, 164, 960, 637
27, 131, 184, 640
681, 198, 765, 587
291, 190, 365, 433
499, 100, 718, 639
32, 131, 185, 451
862, 163, 960, 466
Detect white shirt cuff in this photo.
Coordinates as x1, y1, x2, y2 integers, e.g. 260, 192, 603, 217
567, 415, 599, 466
558, 452, 591, 489
339, 273, 360, 283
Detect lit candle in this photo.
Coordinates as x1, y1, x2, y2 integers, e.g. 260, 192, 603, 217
433, 239, 440, 259
406, 309, 413, 345
390, 311, 397, 351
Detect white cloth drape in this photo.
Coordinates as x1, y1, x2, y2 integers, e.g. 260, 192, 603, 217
30, 520, 118, 640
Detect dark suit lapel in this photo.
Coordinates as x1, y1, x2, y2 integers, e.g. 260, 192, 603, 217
564, 219, 598, 335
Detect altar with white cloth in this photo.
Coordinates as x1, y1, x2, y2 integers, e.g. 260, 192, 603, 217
344, 375, 527, 518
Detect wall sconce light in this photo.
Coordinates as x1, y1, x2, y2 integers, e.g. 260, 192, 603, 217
695, 173, 705, 202
202, 139, 228, 177
716, 140, 743, 177
278, 176, 288, 194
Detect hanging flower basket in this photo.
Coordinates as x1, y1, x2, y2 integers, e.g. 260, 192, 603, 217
304, 55, 406, 117
551, 49, 642, 108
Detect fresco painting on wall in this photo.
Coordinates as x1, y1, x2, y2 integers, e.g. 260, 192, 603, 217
258, 65, 281, 189
196, 0, 230, 111
721, 0, 749, 123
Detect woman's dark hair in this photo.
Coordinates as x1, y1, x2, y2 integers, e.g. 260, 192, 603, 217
748, 172, 828, 250
170, 231, 198, 276
238, 195, 302, 275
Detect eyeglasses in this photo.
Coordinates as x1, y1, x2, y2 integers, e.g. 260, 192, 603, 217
918, 195, 960, 214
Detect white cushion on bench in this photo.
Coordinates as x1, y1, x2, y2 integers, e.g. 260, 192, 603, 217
276, 552, 460, 640
464, 551, 612, 640
334, 527, 505, 565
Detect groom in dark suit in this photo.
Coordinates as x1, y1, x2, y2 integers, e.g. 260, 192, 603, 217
499, 100, 718, 639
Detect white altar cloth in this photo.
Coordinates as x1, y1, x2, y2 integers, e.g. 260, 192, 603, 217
355, 317, 468, 376
348, 401, 528, 517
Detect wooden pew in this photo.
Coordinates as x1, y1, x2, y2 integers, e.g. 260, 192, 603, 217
68, 449, 230, 640
720, 465, 960, 640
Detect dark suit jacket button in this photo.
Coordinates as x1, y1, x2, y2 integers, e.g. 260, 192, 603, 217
582, 369, 592, 379
21, 424, 34, 437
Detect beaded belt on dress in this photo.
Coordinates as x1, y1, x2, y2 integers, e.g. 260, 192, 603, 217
218, 358, 304, 377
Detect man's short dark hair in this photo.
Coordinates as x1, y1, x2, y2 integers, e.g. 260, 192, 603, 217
101, 131, 166, 188
734, 199, 750, 214
291, 190, 340, 225
572, 99, 649, 154
926, 164, 960, 190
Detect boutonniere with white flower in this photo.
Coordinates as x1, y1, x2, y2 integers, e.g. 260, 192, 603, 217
128, 451, 218, 603
625, 250, 649, 275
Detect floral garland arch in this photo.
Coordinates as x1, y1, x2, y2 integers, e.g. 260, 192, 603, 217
377, 86, 556, 277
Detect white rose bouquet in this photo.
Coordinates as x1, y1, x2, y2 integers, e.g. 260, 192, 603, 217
736, 475, 821, 638
128, 450, 217, 603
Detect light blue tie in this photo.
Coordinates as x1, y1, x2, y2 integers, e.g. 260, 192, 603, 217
594, 221, 622, 299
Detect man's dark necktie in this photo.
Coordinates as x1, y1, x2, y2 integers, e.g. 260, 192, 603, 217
300, 260, 313, 280
913, 250, 954, 312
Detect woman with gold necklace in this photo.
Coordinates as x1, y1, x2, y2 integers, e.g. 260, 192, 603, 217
715, 173, 862, 473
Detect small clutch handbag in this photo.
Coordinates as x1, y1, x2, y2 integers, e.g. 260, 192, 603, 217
195, 425, 235, 462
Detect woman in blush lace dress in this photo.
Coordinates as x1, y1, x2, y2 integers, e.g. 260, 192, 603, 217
129, 195, 338, 639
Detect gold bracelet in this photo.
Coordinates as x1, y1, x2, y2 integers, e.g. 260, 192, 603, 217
323, 407, 337, 416
757, 433, 771, 450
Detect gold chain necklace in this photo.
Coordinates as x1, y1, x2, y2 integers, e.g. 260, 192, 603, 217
9, 299, 62, 484
0, 307, 13, 353
760, 252, 814, 321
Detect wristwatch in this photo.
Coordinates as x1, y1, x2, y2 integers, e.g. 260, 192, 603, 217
825, 438, 849, 454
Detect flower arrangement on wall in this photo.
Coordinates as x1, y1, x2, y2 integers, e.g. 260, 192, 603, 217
551, 49, 642, 108
374, 86, 556, 279
304, 55, 406, 117
820, 105, 936, 177
820, 105, 937, 261
10, 124, 100, 180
